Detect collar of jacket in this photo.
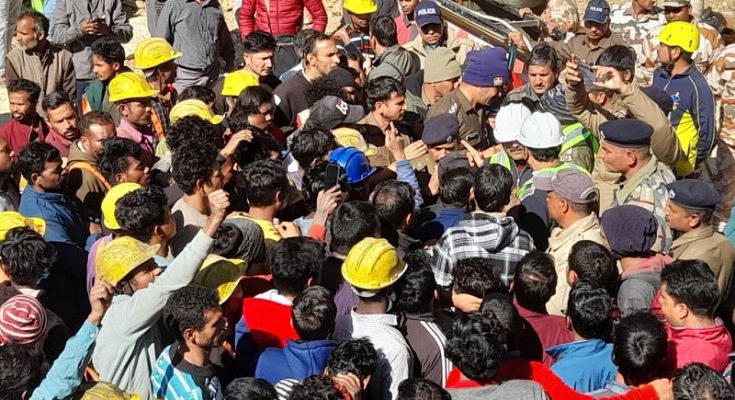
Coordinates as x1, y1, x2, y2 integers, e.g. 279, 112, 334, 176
616, 156, 658, 203
671, 225, 715, 247
548, 213, 600, 250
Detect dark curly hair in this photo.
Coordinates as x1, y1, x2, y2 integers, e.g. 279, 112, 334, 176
453, 257, 506, 298
395, 250, 435, 314
17, 141, 60, 183
163, 285, 221, 341
0, 227, 56, 286
225, 378, 277, 400
292, 285, 336, 340
326, 338, 378, 379
673, 362, 735, 400
172, 143, 220, 195
7, 78, 41, 104
289, 375, 344, 400
115, 186, 168, 243
290, 128, 338, 170
166, 115, 222, 152
397, 378, 451, 400
90, 37, 125, 64
302, 161, 347, 211
243, 159, 288, 208
271, 237, 324, 296
97, 137, 144, 184
445, 311, 507, 381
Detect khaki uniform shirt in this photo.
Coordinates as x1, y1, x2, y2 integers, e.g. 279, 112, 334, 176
611, 157, 676, 253
609, 3, 667, 85
550, 30, 626, 64
402, 29, 476, 69
670, 225, 735, 294
546, 213, 604, 316
426, 88, 484, 148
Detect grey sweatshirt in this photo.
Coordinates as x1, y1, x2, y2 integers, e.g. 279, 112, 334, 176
92, 230, 213, 399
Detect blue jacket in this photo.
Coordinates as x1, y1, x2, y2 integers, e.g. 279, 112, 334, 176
653, 64, 715, 167
255, 339, 336, 385
19, 186, 90, 249
547, 339, 617, 392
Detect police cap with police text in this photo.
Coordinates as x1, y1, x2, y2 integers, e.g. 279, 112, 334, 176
666, 179, 721, 210
600, 119, 653, 148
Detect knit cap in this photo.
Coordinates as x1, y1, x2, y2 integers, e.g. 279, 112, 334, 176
600, 205, 658, 256
215, 216, 267, 267
0, 294, 47, 345
462, 48, 509, 87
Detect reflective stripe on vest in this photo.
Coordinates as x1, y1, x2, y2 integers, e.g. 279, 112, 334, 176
561, 123, 598, 155
516, 162, 588, 200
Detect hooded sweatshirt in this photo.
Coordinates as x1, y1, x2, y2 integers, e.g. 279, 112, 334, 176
617, 253, 672, 317
254, 339, 336, 385
367, 45, 420, 81
433, 212, 535, 287
666, 318, 732, 374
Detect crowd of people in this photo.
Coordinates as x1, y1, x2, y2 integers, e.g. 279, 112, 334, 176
2, 0, 735, 398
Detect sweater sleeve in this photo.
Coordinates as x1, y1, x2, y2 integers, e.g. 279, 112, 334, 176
526, 361, 658, 400
620, 84, 680, 167
29, 321, 99, 400
105, 230, 213, 335
694, 77, 716, 164
565, 82, 607, 139
396, 159, 424, 208
109, 0, 133, 43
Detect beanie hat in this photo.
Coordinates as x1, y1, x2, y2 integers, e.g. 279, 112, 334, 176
424, 47, 462, 83
463, 48, 509, 88
216, 216, 267, 267
0, 294, 47, 345
600, 205, 658, 256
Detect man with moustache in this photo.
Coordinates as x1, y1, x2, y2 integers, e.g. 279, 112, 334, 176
505, 44, 560, 107
0, 79, 50, 154
43, 91, 82, 160
109, 72, 159, 164
6, 10, 75, 116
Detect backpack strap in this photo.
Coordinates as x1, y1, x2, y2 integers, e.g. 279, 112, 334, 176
67, 161, 112, 190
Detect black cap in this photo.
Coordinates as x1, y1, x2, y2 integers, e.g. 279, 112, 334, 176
307, 96, 365, 130
600, 119, 653, 148
328, 67, 358, 90
641, 86, 674, 115
422, 113, 459, 147
437, 151, 472, 177
666, 179, 721, 210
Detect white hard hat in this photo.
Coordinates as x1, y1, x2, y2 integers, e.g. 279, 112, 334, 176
494, 102, 533, 143
518, 112, 564, 149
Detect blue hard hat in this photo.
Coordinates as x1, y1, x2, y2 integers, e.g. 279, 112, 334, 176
328, 147, 376, 185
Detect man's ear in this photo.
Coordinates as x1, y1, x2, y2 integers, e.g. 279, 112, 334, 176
113, 61, 122, 72
37, 30, 46, 42
30, 172, 40, 186
182, 327, 196, 344
565, 315, 573, 331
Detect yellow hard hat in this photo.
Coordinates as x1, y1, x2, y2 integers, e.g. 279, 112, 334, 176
658, 21, 700, 54
332, 127, 378, 157
221, 70, 260, 97
342, 237, 407, 292
194, 254, 246, 304
108, 72, 159, 103
101, 183, 143, 231
134, 38, 183, 70
0, 212, 45, 241
169, 99, 224, 125
80, 382, 142, 400
343, 0, 377, 14
96, 236, 160, 286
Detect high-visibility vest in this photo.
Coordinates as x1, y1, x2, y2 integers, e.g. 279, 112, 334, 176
561, 122, 599, 155
517, 162, 589, 200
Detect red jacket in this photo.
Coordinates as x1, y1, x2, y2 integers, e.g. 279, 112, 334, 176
665, 318, 732, 374
238, 0, 327, 40
242, 298, 299, 349
446, 358, 659, 400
